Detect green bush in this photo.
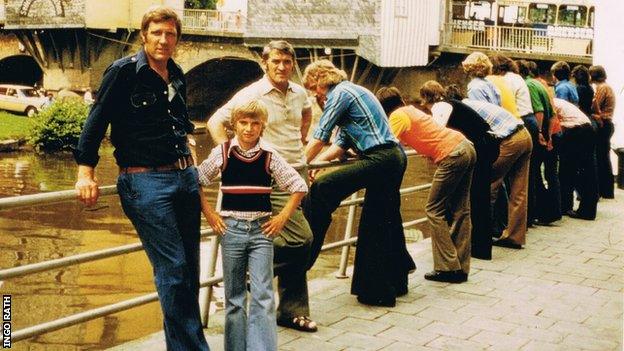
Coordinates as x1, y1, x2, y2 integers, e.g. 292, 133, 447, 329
29, 99, 90, 152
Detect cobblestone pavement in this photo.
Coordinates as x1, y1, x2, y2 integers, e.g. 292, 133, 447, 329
112, 190, 623, 351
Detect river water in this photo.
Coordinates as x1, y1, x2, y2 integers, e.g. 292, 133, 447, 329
0, 134, 435, 350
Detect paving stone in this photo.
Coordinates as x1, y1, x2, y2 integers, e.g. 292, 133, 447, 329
380, 341, 433, 351
420, 321, 481, 339
520, 340, 571, 351
454, 303, 509, 320
416, 306, 473, 325
330, 317, 392, 335
500, 312, 557, 329
538, 306, 592, 323
280, 336, 344, 351
373, 312, 433, 330
469, 330, 530, 350
539, 272, 586, 284
331, 304, 389, 321
549, 320, 621, 341
509, 325, 566, 343
392, 301, 429, 315
561, 333, 620, 351
413, 295, 471, 311
425, 335, 488, 350
464, 316, 518, 334
329, 331, 395, 350
376, 325, 439, 345
447, 282, 495, 295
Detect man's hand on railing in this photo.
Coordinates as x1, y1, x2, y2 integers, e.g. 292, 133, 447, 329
75, 165, 100, 207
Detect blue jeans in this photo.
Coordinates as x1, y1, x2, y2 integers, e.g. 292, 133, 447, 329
221, 217, 277, 351
117, 167, 210, 351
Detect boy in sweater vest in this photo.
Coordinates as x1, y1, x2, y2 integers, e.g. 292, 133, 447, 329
198, 100, 308, 351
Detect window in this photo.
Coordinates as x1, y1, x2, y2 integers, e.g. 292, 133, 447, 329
22, 89, 40, 97
529, 3, 556, 25
0, 87, 7, 95
558, 5, 588, 27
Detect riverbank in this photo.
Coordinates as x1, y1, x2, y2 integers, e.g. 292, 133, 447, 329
0, 111, 31, 140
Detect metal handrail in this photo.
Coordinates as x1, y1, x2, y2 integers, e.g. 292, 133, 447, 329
2, 149, 428, 343
0, 182, 430, 280
0, 150, 419, 211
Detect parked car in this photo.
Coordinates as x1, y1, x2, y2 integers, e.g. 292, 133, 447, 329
0, 84, 49, 117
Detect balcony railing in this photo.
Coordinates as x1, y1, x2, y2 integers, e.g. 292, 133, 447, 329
442, 21, 593, 59
182, 9, 245, 34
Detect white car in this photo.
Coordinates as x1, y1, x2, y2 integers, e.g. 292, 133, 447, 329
0, 84, 49, 117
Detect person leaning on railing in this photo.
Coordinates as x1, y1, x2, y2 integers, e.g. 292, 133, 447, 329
376, 86, 475, 283
302, 60, 416, 308
418, 81, 500, 261
73, 6, 210, 351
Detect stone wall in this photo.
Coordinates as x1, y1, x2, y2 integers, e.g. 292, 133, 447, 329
246, 0, 381, 63
4, 0, 85, 28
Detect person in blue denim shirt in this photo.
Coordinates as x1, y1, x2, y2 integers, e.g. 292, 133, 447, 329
551, 61, 579, 105
302, 60, 415, 308
198, 100, 307, 351
74, 6, 210, 351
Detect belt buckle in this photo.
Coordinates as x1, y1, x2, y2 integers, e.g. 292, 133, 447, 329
177, 156, 188, 170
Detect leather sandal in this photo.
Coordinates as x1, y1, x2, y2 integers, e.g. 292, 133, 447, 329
277, 316, 318, 332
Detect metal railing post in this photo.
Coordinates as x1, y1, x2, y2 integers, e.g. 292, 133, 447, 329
335, 192, 359, 279
199, 188, 223, 327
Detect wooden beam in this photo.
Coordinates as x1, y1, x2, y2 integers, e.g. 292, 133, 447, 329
15, 31, 45, 70
356, 61, 372, 86
350, 55, 359, 82
373, 67, 385, 93
48, 30, 60, 65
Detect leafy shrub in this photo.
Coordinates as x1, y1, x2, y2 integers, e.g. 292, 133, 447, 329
29, 99, 90, 152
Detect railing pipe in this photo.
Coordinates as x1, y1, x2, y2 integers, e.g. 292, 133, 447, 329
200, 189, 223, 327
335, 193, 359, 278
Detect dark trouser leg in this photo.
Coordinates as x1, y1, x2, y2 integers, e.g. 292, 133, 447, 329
471, 143, 496, 260
273, 243, 311, 321
303, 160, 375, 269
350, 147, 415, 300
522, 114, 540, 224
596, 120, 615, 198
576, 126, 599, 218
117, 168, 209, 351
542, 135, 562, 221
559, 129, 580, 213
270, 188, 313, 321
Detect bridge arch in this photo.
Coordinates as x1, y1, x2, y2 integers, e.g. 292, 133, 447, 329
0, 55, 43, 86
185, 56, 264, 121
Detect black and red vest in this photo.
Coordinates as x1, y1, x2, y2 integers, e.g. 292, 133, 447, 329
220, 141, 273, 212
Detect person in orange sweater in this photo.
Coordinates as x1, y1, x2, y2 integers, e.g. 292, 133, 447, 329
376, 87, 476, 283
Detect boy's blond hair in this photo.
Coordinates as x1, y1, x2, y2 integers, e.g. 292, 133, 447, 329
462, 52, 493, 78
231, 99, 268, 127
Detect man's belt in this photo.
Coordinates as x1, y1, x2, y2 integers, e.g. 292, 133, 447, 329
119, 155, 194, 174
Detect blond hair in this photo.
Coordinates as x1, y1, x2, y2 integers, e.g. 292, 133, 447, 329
231, 99, 268, 127
462, 52, 492, 78
302, 59, 348, 90
141, 6, 182, 41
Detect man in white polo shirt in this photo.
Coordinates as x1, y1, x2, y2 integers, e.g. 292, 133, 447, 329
207, 40, 317, 332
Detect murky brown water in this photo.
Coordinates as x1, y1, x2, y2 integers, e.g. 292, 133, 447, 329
0, 133, 435, 350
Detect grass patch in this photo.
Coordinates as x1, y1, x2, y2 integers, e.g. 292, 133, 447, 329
0, 110, 33, 140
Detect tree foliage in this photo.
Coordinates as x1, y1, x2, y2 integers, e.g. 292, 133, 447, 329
29, 99, 90, 152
